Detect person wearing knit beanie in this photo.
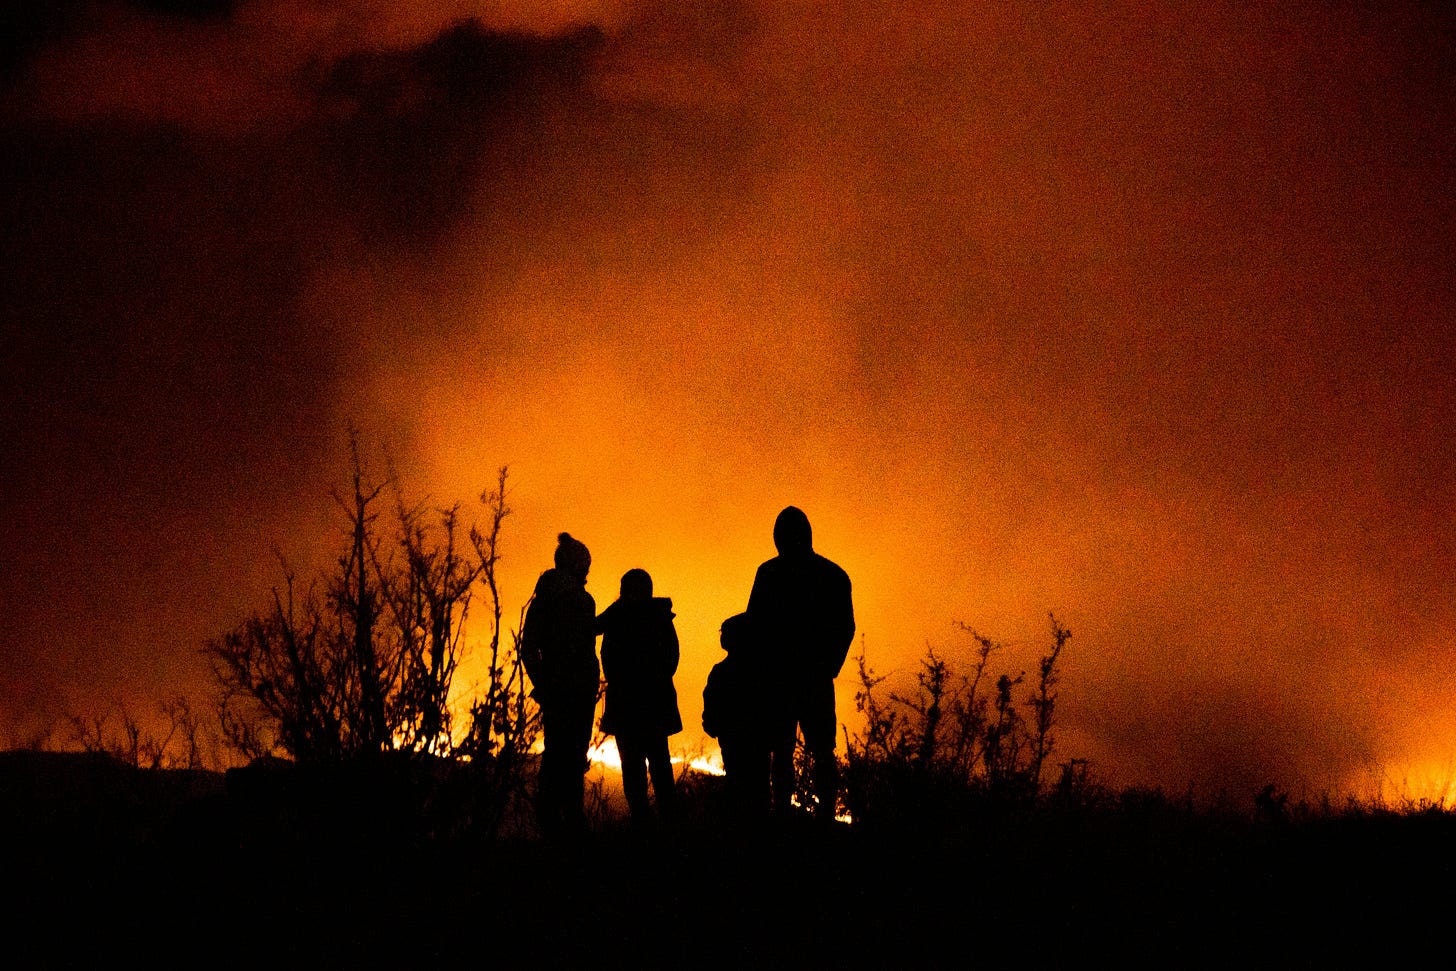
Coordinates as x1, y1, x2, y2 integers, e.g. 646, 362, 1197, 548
554, 532, 591, 580
521, 531, 599, 836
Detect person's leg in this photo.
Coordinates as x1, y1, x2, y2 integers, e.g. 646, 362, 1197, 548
768, 726, 797, 816
800, 678, 839, 820
722, 738, 767, 818
645, 734, 676, 817
558, 692, 596, 831
537, 702, 565, 833
768, 680, 808, 816
719, 739, 739, 814
617, 733, 650, 820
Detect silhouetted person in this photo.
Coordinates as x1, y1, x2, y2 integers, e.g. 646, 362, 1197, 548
746, 506, 855, 820
521, 532, 599, 836
703, 611, 782, 817
597, 568, 682, 826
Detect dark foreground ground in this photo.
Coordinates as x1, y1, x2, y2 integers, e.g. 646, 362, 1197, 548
4, 751, 1453, 967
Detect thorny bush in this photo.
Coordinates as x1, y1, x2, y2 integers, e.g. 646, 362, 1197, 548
842, 614, 1073, 826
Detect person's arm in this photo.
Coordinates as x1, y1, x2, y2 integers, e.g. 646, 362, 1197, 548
746, 562, 769, 617
592, 600, 610, 637
829, 571, 856, 678
594, 603, 612, 678
665, 619, 680, 676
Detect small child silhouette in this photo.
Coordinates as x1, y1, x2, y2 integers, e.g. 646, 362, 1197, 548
703, 612, 774, 816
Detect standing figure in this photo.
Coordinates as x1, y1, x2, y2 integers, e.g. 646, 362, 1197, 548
521, 532, 599, 836
703, 612, 777, 817
597, 568, 682, 825
746, 506, 855, 820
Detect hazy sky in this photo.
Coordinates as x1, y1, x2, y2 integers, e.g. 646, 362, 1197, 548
2, 1, 1452, 797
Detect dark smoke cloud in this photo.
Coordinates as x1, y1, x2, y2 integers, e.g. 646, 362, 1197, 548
0, 0, 617, 735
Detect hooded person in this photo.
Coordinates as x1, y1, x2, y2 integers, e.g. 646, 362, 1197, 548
745, 506, 855, 820
596, 568, 682, 824
521, 532, 599, 835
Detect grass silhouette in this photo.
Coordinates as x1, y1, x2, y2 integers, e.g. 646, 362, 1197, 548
6, 727, 1456, 966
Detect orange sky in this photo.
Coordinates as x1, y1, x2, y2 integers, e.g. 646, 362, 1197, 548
2, 1, 1453, 798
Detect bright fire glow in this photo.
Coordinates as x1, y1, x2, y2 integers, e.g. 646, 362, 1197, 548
1356, 758, 1456, 808
587, 739, 726, 777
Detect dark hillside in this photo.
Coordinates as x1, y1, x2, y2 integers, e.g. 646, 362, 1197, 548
4, 753, 1452, 966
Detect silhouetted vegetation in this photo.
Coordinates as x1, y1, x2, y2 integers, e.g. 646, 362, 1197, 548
8, 741, 1456, 967
202, 438, 539, 838
841, 614, 1075, 826
66, 695, 208, 771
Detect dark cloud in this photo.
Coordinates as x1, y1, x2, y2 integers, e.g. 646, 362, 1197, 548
128, 0, 235, 18
0, 3, 88, 79
0, 5, 621, 732
315, 21, 604, 239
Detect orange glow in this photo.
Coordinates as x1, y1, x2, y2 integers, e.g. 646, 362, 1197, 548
3, 2, 1454, 803
1338, 757, 1456, 809
585, 739, 723, 776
